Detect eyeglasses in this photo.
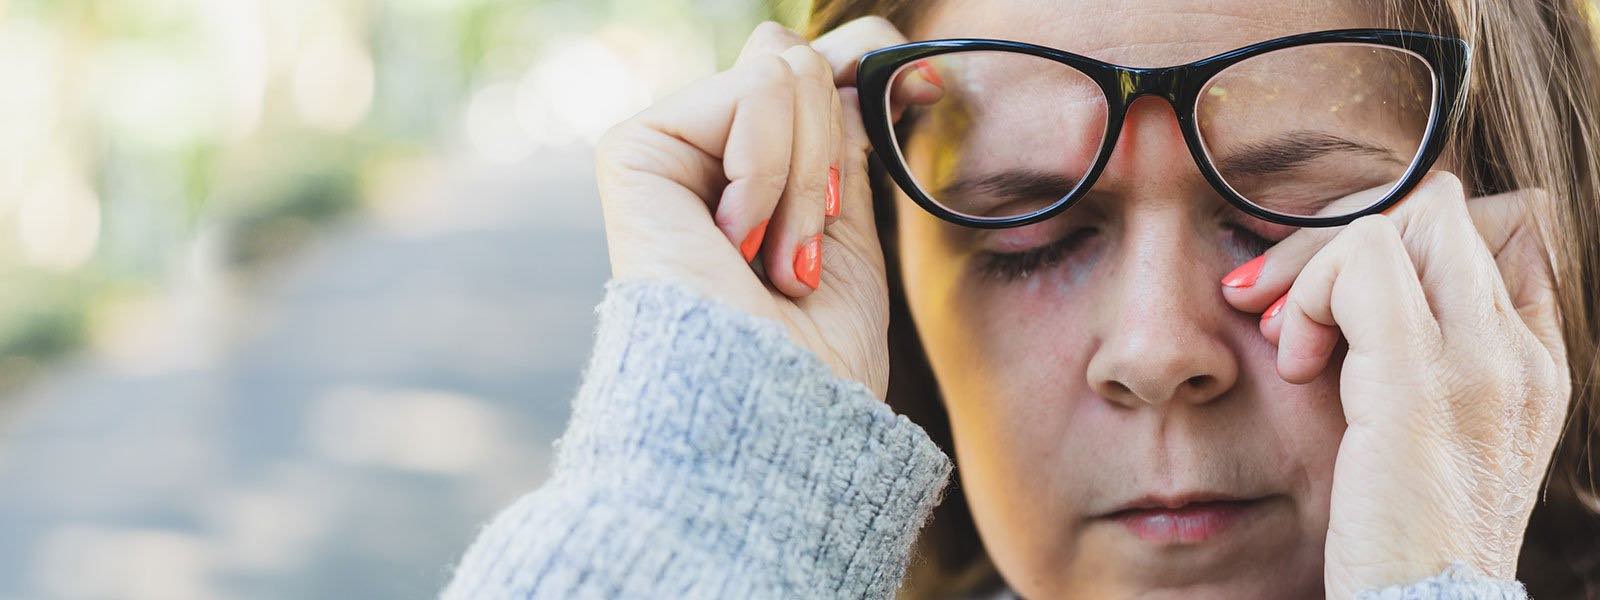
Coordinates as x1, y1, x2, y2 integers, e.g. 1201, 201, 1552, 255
855, 29, 1469, 229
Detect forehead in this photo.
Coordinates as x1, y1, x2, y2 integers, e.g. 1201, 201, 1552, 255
911, 0, 1388, 66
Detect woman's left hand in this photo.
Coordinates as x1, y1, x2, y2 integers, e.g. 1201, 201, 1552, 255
1219, 172, 1571, 599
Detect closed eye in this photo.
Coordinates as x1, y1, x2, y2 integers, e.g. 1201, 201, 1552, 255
976, 228, 1098, 281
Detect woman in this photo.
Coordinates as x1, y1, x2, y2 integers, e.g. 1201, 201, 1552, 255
445, 0, 1600, 597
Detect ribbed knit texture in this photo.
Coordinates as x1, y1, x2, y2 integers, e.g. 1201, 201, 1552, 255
442, 278, 954, 598
1357, 562, 1528, 600
441, 277, 1528, 599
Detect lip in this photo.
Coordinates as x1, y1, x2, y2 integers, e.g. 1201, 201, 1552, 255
1100, 493, 1269, 545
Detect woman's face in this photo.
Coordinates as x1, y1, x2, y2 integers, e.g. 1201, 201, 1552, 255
898, 1, 1443, 597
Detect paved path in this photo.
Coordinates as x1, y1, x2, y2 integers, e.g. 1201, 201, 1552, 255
0, 146, 611, 599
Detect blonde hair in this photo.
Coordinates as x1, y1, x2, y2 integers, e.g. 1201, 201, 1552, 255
804, 1, 1600, 596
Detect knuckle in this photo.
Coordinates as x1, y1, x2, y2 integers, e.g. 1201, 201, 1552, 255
1347, 213, 1403, 248
593, 125, 672, 190
758, 52, 799, 84
752, 20, 796, 41
742, 54, 798, 94
781, 44, 835, 84
1423, 169, 1465, 198
1389, 171, 1468, 233
594, 120, 648, 170
755, 20, 793, 38
1411, 175, 1471, 229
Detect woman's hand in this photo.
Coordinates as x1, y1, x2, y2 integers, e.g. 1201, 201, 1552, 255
593, 18, 939, 399
1220, 172, 1571, 598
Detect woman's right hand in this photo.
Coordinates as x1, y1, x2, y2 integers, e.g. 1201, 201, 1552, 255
593, 17, 941, 399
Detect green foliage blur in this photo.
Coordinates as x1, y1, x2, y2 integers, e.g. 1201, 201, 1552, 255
0, 0, 810, 391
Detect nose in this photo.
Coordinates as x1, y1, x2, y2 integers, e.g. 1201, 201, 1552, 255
1083, 98, 1239, 409
1084, 239, 1240, 408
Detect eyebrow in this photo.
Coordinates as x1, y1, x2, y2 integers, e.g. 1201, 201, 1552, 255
931, 131, 1404, 214
1216, 131, 1405, 177
935, 169, 1079, 216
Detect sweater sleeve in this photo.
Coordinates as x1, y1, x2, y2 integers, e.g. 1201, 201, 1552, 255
441, 277, 955, 599
1356, 562, 1528, 600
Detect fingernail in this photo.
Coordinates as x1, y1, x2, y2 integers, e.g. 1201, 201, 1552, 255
913, 59, 943, 88
1262, 294, 1287, 323
1222, 254, 1265, 288
825, 165, 841, 217
794, 233, 822, 290
739, 219, 769, 263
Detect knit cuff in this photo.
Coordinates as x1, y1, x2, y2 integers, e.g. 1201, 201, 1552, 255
1357, 562, 1528, 600
551, 277, 954, 597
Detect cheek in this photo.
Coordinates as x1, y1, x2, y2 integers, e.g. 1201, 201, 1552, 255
899, 197, 1105, 578
899, 194, 1100, 427
1242, 338, 1347, 529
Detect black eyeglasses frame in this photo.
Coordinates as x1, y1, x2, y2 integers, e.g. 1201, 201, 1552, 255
855, 28, 1471, 229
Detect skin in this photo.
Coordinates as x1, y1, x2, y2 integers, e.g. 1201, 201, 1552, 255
591, 1, 1570, 598
898, 2, 1389, 597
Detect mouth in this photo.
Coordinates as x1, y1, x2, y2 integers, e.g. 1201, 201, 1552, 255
1099, 493, 1273, 545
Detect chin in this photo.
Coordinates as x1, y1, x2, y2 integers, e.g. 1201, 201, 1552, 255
1107, 577, 1321, 600
1028, 501, 1324, 598
1043, 558, 1323, 600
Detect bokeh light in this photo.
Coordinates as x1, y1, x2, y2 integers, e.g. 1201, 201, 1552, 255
0, 0, 799, 597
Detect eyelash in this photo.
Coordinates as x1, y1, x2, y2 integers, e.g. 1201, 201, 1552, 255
1227, 223, 1276, 257
977, 228, 1098, 281
976, 224, 1277, 282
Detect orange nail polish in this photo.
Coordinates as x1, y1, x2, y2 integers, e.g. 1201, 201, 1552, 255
1222, 255, 1265, 288
795, 234, 822, 290
1262, 294, 1287, 322
825, 165, 841, 217
739, 219, 769, 263
913, 59, 943, 88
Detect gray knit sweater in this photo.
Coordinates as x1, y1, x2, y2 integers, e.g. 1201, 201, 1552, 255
441, 278, 1528, 599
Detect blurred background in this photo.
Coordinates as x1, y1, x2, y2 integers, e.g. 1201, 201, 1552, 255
0, 0, 807, 597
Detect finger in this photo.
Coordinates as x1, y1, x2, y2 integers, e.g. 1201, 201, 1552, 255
1262, 214, 1443, 392
736, 21, 806, 67
810, 15, 907, 86
607, 54, 796, 209
638, 54, 793, 266
1263, 291, 1343, 383
887, 59, 946, 118
809, 15, 941, 120
1221, 226, 1339, 313
1227, 173, 1495, 330
1463, 189, 1569, 458
711, 21, 804, 267
1220, 180, 1395, 313
824, 84, 844, 224
761, 44, 834, 297
833, 86, 881, 245
595, 54, 796, 284
1254, 174, 1470, 382
1465, 189, 1566, 366
814, 86, 892, 298
1378, 172, 1509, 331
